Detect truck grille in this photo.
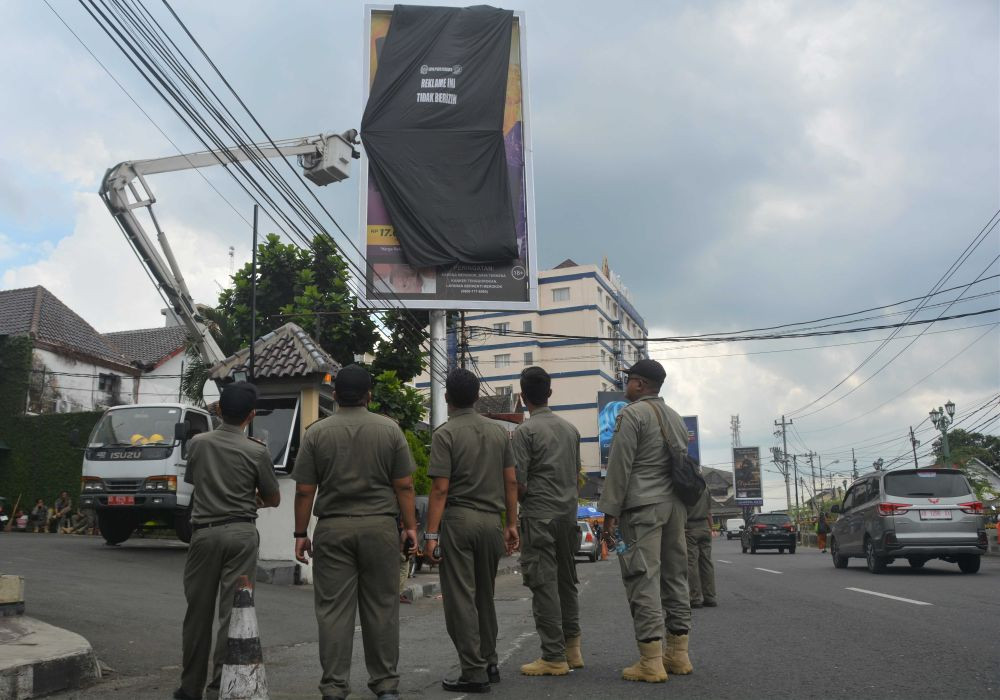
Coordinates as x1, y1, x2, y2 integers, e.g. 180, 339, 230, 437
105, 478, 142, 493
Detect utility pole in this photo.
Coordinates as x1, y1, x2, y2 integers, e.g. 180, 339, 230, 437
459, 311, 468, 369
731, 415, 742, 448
807, 451, 817, 512
909, 426, 920, 468
792, 455, 801, 522
775, 415, 793, 519
852, 448, 858, 480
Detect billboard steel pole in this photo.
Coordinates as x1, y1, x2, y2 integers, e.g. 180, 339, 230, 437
430, 309, 447, 430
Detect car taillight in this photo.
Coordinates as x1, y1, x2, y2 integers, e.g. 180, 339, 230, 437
958, 501, 983, 515
781, 524, 794, 531
877, 502, 912, 516
585, 533, 593, 543
753, 524, 767, 531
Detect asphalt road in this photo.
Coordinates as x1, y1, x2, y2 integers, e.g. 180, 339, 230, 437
4, 533, 997, 699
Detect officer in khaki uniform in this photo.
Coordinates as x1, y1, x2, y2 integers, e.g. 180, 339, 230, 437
424, 368, 519, 694
685, 487, 717, 607
292, 365, 416, 700
598, 359, 693, 684
176, 382, 281, 700
512, 367, 583, 677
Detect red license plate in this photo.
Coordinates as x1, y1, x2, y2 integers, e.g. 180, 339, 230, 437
108, 495, 134, 506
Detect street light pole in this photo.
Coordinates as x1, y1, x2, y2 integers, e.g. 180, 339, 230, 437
929, 400, 956, 465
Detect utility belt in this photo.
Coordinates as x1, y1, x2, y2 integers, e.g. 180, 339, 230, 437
317, 513, 396, 521
192, 516, 255, 531
446, 504, 501, 516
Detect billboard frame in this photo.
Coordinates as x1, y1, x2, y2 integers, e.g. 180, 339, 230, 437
733, 446, 763, 506
359, 5, 538, 311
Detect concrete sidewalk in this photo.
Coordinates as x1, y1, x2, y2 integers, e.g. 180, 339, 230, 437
0, 616, 100, 700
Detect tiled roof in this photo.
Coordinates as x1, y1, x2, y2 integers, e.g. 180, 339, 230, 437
103, 326, 189, 367
0, 286, 130, 367
475, 392, 523, 415
209, 322, 339, 381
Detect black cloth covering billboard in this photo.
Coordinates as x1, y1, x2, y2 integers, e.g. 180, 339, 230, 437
361, 4, 519, 269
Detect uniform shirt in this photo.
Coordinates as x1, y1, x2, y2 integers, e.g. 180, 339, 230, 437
184, 423, 280, 524
597, 396, 688, 517
685, 487, 712, 530
512, 407, 581, 520
429, 408, 513, 514
293, 406, 414, 518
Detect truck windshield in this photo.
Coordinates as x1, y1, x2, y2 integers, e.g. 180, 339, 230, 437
89, 407, 182, 447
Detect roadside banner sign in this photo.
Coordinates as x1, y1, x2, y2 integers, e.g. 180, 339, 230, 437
733, 446, 763, 506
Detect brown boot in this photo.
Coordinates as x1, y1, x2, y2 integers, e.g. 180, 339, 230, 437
622, 641, 668, 683
520, 658, 570, 676
663, 633, 693, 675
565, 636, 584, 669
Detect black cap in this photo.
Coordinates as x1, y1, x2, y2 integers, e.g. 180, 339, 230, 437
334, 364, 372, 396
627, 359, 666, 385
219, 381, 259, 419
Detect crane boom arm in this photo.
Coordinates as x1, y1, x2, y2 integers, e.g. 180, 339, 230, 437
99, 130, 358, 368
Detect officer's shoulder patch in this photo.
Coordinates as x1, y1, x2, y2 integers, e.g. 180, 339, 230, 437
613, 411, 625, 433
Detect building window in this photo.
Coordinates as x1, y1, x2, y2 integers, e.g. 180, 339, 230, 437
523, 352, 533, 365
495, 354, 511, 368
497, 385, 513, 396
552, 287, 570, 302
493, 322, 510, 335
599, 319, 604, 336
522, 320, 533, 332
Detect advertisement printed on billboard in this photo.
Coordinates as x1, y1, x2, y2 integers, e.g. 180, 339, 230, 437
597, 391, 627, 468
360, 6, 537, 310
733, 446, 763, 506
682, 415, 700, 464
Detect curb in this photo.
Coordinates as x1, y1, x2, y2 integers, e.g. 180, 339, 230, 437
401, 561, 522, 603
0, 617, 100, 700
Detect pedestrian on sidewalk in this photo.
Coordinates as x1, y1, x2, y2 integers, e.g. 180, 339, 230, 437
598, 359, 694, 683
685, 487, 717, 608
513, 366, 583, 678
423, 368, 519, 694
29, 499, 48, 533
816, 511, 830, 553
175, 381, 281, 700
292, 364, 417, 700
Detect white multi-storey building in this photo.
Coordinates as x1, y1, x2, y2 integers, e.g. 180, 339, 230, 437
415, 259, 648, 478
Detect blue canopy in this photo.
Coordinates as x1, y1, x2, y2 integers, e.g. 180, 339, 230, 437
577, 505, 603, 519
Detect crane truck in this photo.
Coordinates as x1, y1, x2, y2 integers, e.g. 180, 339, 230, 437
79, 132, 358, 545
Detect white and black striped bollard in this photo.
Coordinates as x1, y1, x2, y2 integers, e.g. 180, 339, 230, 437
220, 575, 269, 700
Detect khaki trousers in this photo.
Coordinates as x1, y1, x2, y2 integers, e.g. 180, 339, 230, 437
617, 499, 691, 641
180, 521, 259, 696
520, 517, 581, 661
312, 515, 400, 698
685, 527, 716, 604
440, 506, 504, 683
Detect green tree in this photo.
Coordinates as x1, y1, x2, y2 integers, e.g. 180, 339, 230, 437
935, 429, 1000, 469
180, 307, 243, 404
219, 234, 379, 367
405, 429, 431, 496
371, 309, 430, 382
368, 370, 426, 432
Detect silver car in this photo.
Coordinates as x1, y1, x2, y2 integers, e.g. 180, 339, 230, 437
577, 520, 599, 562
830, 468, 987, 574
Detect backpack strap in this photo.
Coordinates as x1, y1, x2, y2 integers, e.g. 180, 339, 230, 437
645, 401, 678, 468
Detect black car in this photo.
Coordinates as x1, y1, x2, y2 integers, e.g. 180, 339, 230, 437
741, 513, 797, 554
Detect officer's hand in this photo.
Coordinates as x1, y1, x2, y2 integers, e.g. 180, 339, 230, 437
294, 536, 312, 564
503, 524, 520, 555
401, 528, 418, 556
424, 539, 441, 565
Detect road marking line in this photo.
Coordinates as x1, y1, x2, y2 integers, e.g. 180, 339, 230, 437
754, 567, 782, 574
717, 559, 733, 564
845, 587, 932, 606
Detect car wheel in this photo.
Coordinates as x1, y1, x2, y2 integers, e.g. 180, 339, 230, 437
831, 538, 848, 568
789, 544, 796, 554
908, 558, 925, 569
957, 555, 981, 574
778, 547, 785, 554
589, 550, 598, 562
864, 537, 886, 574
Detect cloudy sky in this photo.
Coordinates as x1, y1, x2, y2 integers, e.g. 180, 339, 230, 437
1, 1, 997, 508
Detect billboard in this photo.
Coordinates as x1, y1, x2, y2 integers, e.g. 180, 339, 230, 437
682, 415, 700, 464
733, 446, 763, 506
360, 6, 537, 310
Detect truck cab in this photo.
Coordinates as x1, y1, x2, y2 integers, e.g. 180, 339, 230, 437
79, 403, 214, 545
